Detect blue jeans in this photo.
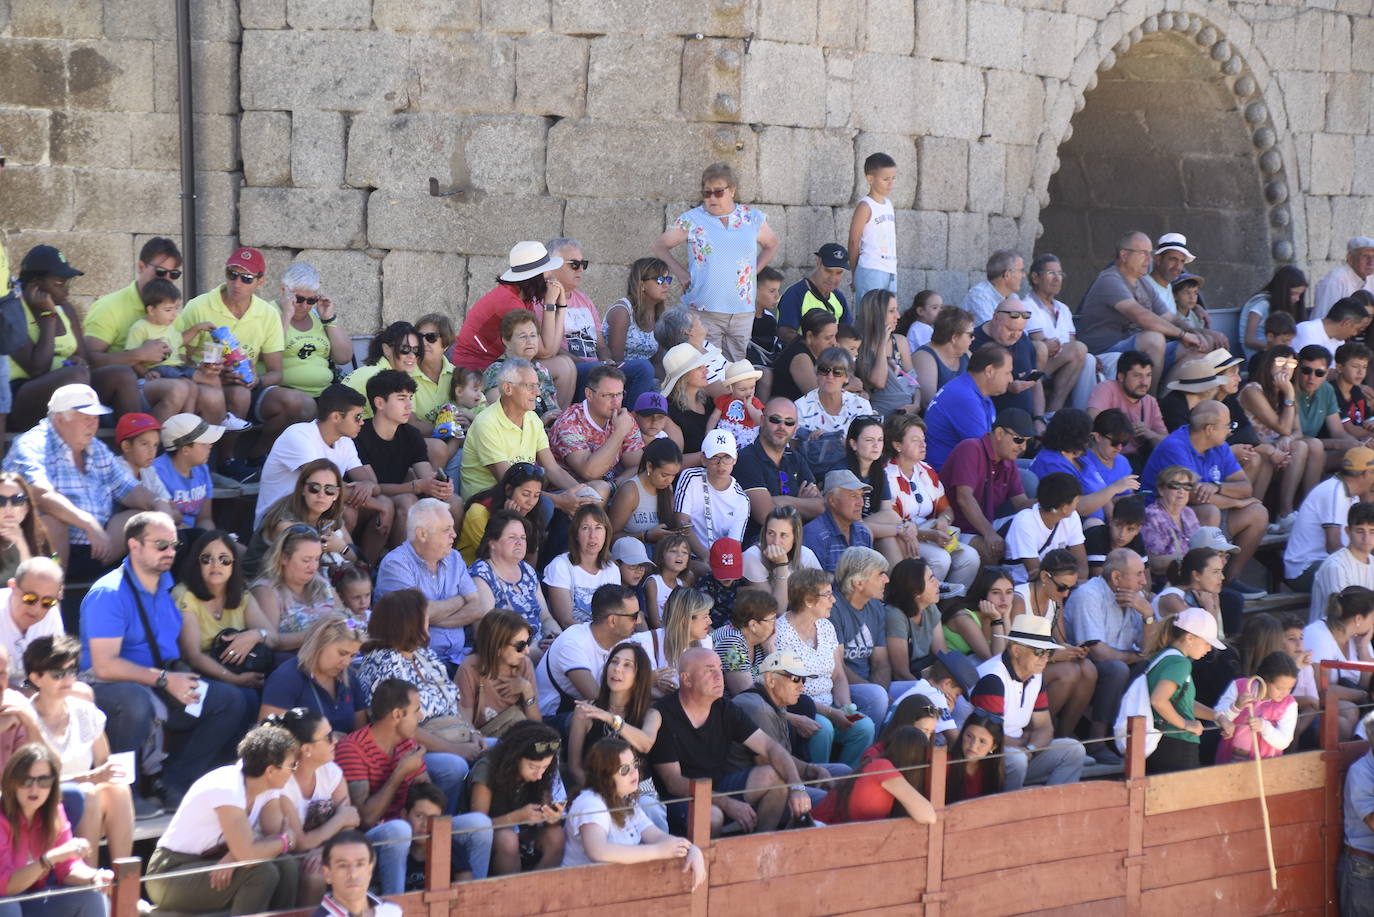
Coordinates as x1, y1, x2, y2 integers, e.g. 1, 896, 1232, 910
849, 683, 890, 724
451, 812, 493, 880
1342, 852, 1374, 917
1105, 334, 1181, 369
806, 711, 875, 770
91, 678, 253, 794
422, 753, 470, 815
853, 267, 897, 312
0, 890, 106, 917
366, 820, 412, 896
574, 359, 657, 407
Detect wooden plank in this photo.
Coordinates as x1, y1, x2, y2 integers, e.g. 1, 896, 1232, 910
1013, 898, 1126, 917
1140, 861, 1326, 915
1144, 751, 1324, 815
1141, 823, 1324, 889
942, 779, 1127, 832
711, 859, 924, 917
708, 820, 927, 886
942, 851, 1127, 917
447, 859, 696, 913
1144, 789, 1323, 846
943, 807, 1127, 880
844, 906, 927, 917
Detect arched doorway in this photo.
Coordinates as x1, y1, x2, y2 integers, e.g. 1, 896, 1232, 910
1040, 28, 1277, 312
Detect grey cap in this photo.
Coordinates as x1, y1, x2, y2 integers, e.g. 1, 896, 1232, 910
823, 469, 872, 495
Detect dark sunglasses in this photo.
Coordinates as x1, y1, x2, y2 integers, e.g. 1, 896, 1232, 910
779, 673, 807, 684
46, 665, 79, 679
151, 266, 183, 281
1029, 646, 1054, 658
1105, 436, 1131, 448
295, 295, 320, 306
997, 310, 1032, 320
420, 332, 442, 343
652, 276, 674, 287
566, 259, 590, 271
0, 493, 29, 507
816, 366, 847, 377
393, 344, 420, 356
766, 414, 797, 426
305, 482, 340, 496
532, 739, 561, 754
199, 553, 234, 567
143, 538, 180, 552
778, 469, 791, 496
1010, 435, 1029, 445
511, 639, 530, 653
610, 609, 642, 620
226, 269, 259, 284
701, 187, 730, 199
17, 774, 55, 788
510, 462, 545, 480
1161, 481, 1194, 491
20, 593, 59, 609
1046, 576, 1074, 594
1300, 366, 1327, 377
284, 523, 319, 538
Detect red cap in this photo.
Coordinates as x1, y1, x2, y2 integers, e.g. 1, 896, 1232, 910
709, 538, 743, 581
226, 247, 266, 276
114, 413, 161, 446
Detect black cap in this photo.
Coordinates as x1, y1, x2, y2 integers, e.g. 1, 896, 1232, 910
815, 243, 849, 269
993, 407, 1036, 437
20, 245, 82, 280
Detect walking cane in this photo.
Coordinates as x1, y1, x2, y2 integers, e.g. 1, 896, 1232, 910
1245, 675, 1278, 891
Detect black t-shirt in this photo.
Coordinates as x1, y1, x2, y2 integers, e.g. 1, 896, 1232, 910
356, 420, 428, 485
971, 325, 1036, 415
668, 401, 709, 456
1158, 390, 1191, 432
650, 692, 759, 784
1223, 394, 1259, 447
1083, 524, 1145, 566
769, 337, 813, 402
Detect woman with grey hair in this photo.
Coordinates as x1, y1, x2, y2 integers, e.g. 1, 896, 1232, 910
277, 262, 352, 398
832, 545, 894, 724
653, 305, 728, 390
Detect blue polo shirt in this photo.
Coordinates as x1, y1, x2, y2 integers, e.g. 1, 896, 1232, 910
375, 542, 478, 664
925, 373, 995, 471
79, 560, 182, 671
803, 511, 873, 570
1140, 426, 1241, 494
1030, 449, 1110, 523
263, 660, 366, 735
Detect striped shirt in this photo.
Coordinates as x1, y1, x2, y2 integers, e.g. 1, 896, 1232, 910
3, 419, 137, 545
335, 724, 426, 822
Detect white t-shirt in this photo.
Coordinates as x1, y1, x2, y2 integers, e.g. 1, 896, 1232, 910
158, 763, 283, 855
1003, 506, 1085, 584
536, 623, 614, 716
0, 592, 64, 687
543, 554, 622, 626
256, 422, 363, 528
1025, 296, 1077, 343
856, 195, 896, 274
561, 788, 658, 868
1284, 476, 1357, 580
793, 390, 874, 436
891, 679, 957, 735
116, 457, 171, 501
672, 468, 749, 546
33, 697, 106, 779
282, 761, 344, 820
1291, 319, 1343, 359
1012, 582, 1060, 628
1303, 620, 1359, 686
629, 630, 712, 672
741, 544, 821, 584
1311, 549, 1374, 624
905, 322, 933, 353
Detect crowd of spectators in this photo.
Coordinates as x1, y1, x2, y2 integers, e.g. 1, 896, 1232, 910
1, 154, 1373, 914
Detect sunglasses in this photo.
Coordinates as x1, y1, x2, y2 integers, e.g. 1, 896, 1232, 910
1161, 481, 1194, 491
305, 482, 340, 496
510, 462, 545, 480
1106, 437, 1131, 448
0, 493, 29, 507
778, 469, 791, 496
393, 345, 420, 356
17, 774, 55, 788
420, 331, 442, 343
610, 610, 642, 620
616, 762, 639, 777
511, 639, 530, 653
200, 553, 234, 567
652, 276, 674, 286
151, 266, 183, 281
143, 538, 180, 552
532, 739, 561, 754
1300, 366, 1327, 377
285, 523, 318, 536
779, 673, 807, 684
565, 259, 590, 271
20, 593, 59, 609
226, 269, 259, 284
295, 295, 320, 306
1029, 646, 1054, 658
1009, 435, 1029, 445
701, 187, 730, 199
46, 665, 79, 679
997, 310, 1032, 319
816, 366, 847, 377
766, 414, 797, 426
1046, 577, 1074, 594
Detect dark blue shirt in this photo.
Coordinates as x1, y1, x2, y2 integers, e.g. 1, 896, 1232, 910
925, 373, 995, 471
263, 660, 366, 735
803, 511, 873, 571
1140, 426, 1242, 494
972, 326, 1036, 416
734, 439, 817, 544
79, 560, 182, 671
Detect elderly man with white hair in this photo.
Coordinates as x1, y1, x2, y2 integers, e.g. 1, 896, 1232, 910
1314, 236, 1374, 321
373, 497, 493, 668
830, 545, 893, 724
2, 384, 177, 582
276, 262, 354, 399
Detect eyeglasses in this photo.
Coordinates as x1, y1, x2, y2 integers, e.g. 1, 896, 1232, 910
20, 593, 60, 609
511, 639, 530, 653
1300, 366, 1327, 377
226, 270, 259, 284
1161, 481, 1194, 491
1107, 437, 1131, 448
1039, 270, 1065, 279
199, 553, 234, 567
510, 462, 545, 480
294, 295, 320, 306
565, 259, 590, 271
610, 609, 642, 620
997, 310, 1032, 320
1046, 577, 1074, 595
47, 665, 78, 679
305, 482, 340, 496
766, 414, 797, 426
532, 739, 561, 754
151, 266, 183, 281
142, 538, 180, 552
816, 366, 846, 377
779, 673, 807, 684
1121, 248, 1152, 257
285, 523, 317, 537
590, 389, 625, 400
1029, 646, 1054, 658
701, 187, 730, 199
0, 493, 30, 507
17, 774, 55, 788
1009, 435, 1029, 445
616, 762, 639, 777
652, 276, 674, 287
393, 345, 420, 356
420, 332, 442, 344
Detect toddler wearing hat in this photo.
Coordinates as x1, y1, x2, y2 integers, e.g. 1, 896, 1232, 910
707, 360, 765, 447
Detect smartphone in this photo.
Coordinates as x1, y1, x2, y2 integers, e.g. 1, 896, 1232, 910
1079, 639, 1101, 648
677, 521, 694, 530
435, 469, 449, 483
1021, 370, 1046, 382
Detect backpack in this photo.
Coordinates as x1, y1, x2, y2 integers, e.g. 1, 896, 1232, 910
0, 288, 28, 357
1113, 648, 1184, 757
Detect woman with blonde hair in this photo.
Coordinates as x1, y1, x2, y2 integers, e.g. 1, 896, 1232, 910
632, 587, 714, 696
245, 459, 353, 580
456, 609, 542, 737
249, 526, 344, 652
260, 613, 369, 734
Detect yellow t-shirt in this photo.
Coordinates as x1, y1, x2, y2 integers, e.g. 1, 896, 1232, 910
341, 362, 387, 419
125, 318, 184, 368
460, 405, 549, 499
172, 584, 248, 652
83, 281, 145, 352
0, 242, 10, 295
413, 360, 457, 425
174, 286, 285, 377
281, 313, 334, 397
9, 308, 77, 382
456, 500, 491, 565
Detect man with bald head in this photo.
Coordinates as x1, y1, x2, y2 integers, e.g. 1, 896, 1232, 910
650, 647, 811, 836
1142, 400, 1269, 590
0, 557, 65, 689
1077, 231, 1207, 391
972, 295, 1044, 419
735, 397, 823, 541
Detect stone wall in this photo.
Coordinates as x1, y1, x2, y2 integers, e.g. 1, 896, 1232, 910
2, 0, 1373, 336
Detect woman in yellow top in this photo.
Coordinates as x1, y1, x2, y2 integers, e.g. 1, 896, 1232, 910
9, 245, 141, 429
340, 322, 421, 418
173, 530, 275, 694
456, 462, 546, 565
277, 264, 353, 398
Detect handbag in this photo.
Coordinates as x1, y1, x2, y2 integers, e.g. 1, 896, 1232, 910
473, 680, 526, 739
422, 714, 480, 747
303, 798, 336, 832
210, 628, 273, 675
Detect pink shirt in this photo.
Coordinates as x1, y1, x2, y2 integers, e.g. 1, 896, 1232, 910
0, 808, 75, 891
1086, 380, 1166, 455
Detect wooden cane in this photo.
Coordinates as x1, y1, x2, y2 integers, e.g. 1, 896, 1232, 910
1245, 675, 1278, 891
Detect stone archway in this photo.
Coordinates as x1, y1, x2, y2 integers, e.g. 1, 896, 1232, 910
1039, 16, 1294, 311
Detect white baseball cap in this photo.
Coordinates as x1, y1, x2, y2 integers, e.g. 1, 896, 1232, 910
703, 429, 737, 459
1175, 607, 1226, 650
47, 384, 111, 416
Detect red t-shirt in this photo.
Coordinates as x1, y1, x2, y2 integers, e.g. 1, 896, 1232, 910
812, 757, 901, 824
450, 284, 540, 371
335, 724, 427, 822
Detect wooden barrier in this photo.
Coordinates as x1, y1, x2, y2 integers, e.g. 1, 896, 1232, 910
107, 714, 1363, 917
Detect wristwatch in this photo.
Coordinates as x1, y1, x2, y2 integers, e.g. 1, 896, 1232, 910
155, 669, 168, 690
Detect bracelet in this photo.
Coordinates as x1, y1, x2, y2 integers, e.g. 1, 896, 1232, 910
523, 696, 536, 707
788, 784, 806, 794
38, 854, 50, 870
990, 620, 1005, 628
611, 714, 624, 732
278, 833, 291, 855
320, 315, 336, 324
